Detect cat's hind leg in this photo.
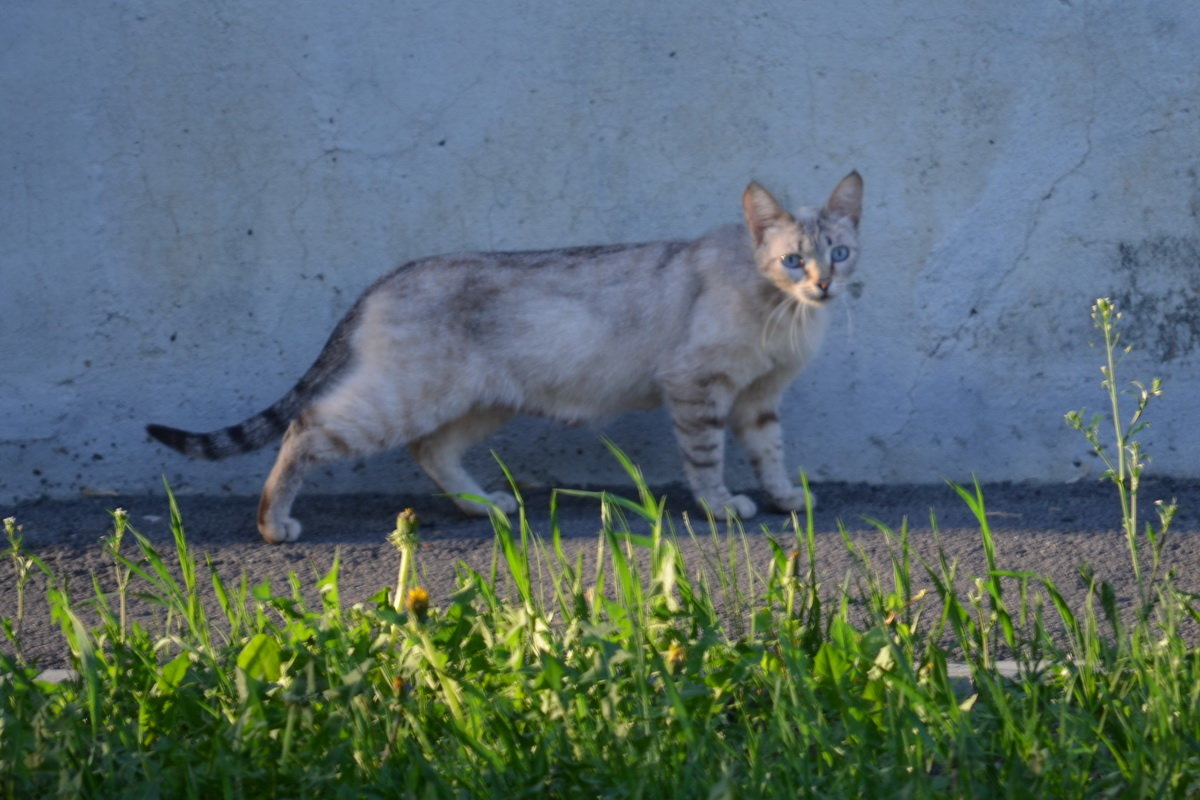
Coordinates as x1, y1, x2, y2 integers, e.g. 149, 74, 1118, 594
257, 418, 356, 543
409, 408, 517, 516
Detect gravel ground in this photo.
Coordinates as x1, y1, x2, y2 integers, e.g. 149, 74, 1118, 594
5, 478, 1200, 670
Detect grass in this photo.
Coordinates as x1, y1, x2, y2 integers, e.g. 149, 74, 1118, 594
2, 298, 1199, 798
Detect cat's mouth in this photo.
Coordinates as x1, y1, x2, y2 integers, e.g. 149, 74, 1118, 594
799, 285, 833, 305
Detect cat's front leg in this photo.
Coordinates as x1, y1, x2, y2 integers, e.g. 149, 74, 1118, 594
665, 378, 757, 520
731, 396, 813, 513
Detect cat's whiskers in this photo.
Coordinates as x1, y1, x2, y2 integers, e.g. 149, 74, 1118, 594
760, 294, 797, 352
788, 297, 807, 354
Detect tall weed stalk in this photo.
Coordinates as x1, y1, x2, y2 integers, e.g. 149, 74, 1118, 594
1066, 297, 1177, 616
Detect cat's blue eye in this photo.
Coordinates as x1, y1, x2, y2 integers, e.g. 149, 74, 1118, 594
830, 245, 850, 262
780, 253, 802, 270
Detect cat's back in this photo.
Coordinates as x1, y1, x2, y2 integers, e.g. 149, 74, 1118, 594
368, 236, 717, 342
332, 236, 732, 418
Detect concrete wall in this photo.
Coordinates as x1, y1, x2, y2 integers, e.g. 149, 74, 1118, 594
4, 1, 1199, 504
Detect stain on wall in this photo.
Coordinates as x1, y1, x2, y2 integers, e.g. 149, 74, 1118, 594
1114, 236, 1200, 362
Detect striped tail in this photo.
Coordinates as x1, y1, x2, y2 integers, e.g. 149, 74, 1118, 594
146, 404, 293, 461
147, 285, 368, 461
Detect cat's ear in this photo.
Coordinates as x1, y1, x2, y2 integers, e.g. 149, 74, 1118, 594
742, 181, 791, 246
822, 171, 863, 226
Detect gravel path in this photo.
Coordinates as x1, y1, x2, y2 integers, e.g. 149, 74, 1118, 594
5, 478, 1200, 669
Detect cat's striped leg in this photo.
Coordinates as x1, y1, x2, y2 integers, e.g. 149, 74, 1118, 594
258, 407, 392, 542
257, 422, 330, 543
730, 391, 812, 513
408, 408, 517, 516
666, 377, 757, 520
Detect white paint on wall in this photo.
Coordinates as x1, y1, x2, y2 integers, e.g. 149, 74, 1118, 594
3, 1, 1199, 504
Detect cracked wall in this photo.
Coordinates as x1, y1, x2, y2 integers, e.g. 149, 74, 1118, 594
3, 1, 1199, 504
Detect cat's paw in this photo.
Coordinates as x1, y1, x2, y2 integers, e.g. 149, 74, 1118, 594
488, 491, 519, 514
260, 517, 302, 544
704, 494, 758, 521
769, 487, 816, 513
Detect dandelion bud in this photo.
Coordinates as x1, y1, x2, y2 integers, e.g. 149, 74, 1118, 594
388, 508, 420, 550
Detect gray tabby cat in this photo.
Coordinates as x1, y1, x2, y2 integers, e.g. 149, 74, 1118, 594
147, 173, 863, 543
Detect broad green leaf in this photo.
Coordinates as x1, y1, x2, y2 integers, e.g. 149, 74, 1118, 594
237, 633, 282, 682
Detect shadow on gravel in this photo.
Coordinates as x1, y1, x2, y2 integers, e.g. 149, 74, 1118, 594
8, 477, 1199, 546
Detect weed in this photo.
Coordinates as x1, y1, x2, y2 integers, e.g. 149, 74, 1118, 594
1066, 297, 1178, 615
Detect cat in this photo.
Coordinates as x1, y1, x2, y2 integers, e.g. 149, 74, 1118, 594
147, 172, 863, 543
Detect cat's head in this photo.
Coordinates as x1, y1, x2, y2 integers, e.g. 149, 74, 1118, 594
742, 172, 862, 307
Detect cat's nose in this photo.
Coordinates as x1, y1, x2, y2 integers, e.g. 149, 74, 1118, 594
816, 278, 831, 293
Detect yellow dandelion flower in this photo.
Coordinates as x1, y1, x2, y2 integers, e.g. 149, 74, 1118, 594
667, 643, 686, 671
406, 586, 430, 622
